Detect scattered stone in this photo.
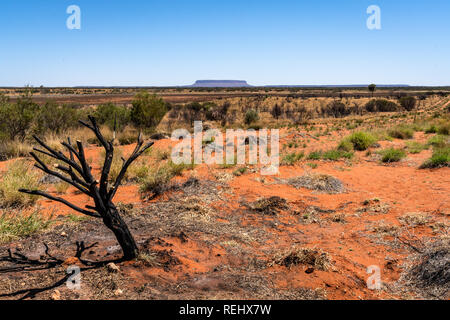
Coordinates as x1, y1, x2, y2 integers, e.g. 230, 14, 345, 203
61, 231, 68, 237
114, 289, 123, 296
39, 174, 61, 184
106, 262, 120, 273
51, 289, 61, 300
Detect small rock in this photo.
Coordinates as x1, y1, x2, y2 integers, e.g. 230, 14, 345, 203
39, 174, 61, 184
305, 267, 315, 274
106, 262, 120, 273
51, 290, 61, 300
114, 289, 123, 296
61, 232, 67, 237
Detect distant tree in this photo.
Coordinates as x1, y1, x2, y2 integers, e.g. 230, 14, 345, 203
130, 92, 168, 129
0, 89, 38, 141
368, 84, 377, 97
271, 103, 282, 120
398, 96, 417, 111
34, 102, 79, 135
95, 103, 130, 131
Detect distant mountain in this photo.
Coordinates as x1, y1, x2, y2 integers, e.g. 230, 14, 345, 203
191, 80, 251, 87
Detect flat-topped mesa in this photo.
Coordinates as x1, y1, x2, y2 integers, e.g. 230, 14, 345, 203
191, 80, 251, 87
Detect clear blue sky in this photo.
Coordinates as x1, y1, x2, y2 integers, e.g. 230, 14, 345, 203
1, 0, 449, 87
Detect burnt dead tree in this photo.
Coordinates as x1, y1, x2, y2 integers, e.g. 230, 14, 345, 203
19, 116, 154, 260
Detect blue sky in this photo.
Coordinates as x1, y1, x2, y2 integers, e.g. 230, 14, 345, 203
1, 0, 449, 86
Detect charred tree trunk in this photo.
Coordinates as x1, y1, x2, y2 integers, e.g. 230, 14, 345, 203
20, 116, 154, 261
103, 204, 138, 260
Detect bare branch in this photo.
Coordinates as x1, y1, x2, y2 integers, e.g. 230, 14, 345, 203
19, 189, 101, 218
108, 140, 154, 200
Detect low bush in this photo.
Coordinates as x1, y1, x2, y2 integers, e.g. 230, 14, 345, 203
365, 99, 399, 112
405, 141, 429, 154
420, 147, 450, 168
388, 127, 414, 139
339, 131, 377, 151
379, 148, 406, 163
282, 152, 304, 165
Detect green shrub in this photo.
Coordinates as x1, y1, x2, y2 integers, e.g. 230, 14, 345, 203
427, 135, 448, 148
388, 127, 414, 139
420, 147, 450, 168
282, 152, 304, 165
34, 102, 79, 135
307, 151, 322, 160
339, 131, 377, 151
425, 125, 437, 134
322, 149, 353, 160
379, 148, 406, 163
0, 90, 39, 141
405, 141, 429, 154
95, 103, 130, 131
244, 109, 259, 125
130, 92, 168, 129
337, 139, 354, 152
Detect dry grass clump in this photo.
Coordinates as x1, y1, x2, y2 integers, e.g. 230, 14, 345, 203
272, 246, 332, 271
371, 221, 400, 236
398, 238, 449, 299
0, 160, 41, 208
248, 196, 289, 216
0, 211, 52, 244
0, 140, 33, 160
139, 161, 194, 198
399, 212, 432, 227
287, 173, 345, 194
357, 198, 390, 215
176, 196, 213, 223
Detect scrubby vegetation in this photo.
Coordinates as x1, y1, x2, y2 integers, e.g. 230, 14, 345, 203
379, 148, 406, 163
0, 160, 40, 208
339, 131, 377, 151
0, 211, 52, 244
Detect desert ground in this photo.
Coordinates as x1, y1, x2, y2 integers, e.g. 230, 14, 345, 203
0, 87, 448, 300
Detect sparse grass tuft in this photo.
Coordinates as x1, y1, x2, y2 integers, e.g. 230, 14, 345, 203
0, 160, 40, 208
0, 211, 52, 243
399, 212, 432, 227
282, 151, 304, 165
405, 141, 429, 154
273, 246, 332, 271
388, 127, 414, 139
379, 148, 406, 163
